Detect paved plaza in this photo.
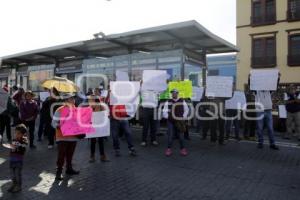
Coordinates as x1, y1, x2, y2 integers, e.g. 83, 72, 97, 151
1, 128, 300, 200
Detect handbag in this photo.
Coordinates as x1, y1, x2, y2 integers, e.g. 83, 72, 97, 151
174, 120, 187, 133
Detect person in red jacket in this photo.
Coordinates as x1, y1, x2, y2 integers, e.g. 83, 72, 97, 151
106, 90, 137, 157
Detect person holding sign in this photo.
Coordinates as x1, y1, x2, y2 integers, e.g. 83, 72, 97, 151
140, 91, 159, 147
52, 93, 81, 181
225, 91, 246, 141
162, 89, 189, 156
250, 73, 280, 150
284, 85, 300, 140
107, 87, 137, 157
87, 94, 110, 163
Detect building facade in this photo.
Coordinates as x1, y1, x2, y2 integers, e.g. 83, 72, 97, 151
236, 0, 300, 90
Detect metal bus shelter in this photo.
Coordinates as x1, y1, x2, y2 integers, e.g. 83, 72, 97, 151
0, 20, 238, 91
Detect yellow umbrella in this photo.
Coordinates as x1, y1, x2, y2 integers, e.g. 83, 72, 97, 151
41, 76, 79, 93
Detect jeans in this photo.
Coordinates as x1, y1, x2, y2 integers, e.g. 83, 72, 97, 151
167, 121, 184, 149
111, 119, 134, 150
0, 114, 11, 141
225, 109, 240, 139
142, 108, 157, 142
24, 120, 36, 146
256, 110, 275, 145
56, 141, 77, 170
90, 137, 105, 156
10, 161, 23, 186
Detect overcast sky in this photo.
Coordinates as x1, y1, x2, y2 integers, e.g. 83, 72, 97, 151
0, 0, 236, 57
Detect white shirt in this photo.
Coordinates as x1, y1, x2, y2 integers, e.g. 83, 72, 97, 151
255, 91, 273, 111
141, 91, 159, 108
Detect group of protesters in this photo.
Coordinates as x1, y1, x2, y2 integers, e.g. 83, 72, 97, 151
0, 79, 300, 193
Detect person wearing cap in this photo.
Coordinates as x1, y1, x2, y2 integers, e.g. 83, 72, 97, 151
51, 93, 80, 181
162, 89, 189, 156
19, 91, 39, 148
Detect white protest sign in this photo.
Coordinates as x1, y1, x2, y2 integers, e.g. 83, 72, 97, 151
0, 88, 9, 113
250, 69, 279, 91
125, 95, 140, 117
141, 91, 159, 107
39, 92, 50, 102
278, 105, 287, 119
86, 111, 110, 138
116, 70, 129, 81
225, 91, 247, 110
192, 87, 204, 102
110, 81, 140, 105
141, 70, 168, 92
205, 76, 233, 98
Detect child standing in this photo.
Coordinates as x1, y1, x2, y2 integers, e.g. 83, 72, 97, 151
88, 94, 110, 162
7, 124, 28, 193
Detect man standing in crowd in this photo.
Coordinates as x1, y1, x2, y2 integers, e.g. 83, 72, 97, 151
163, 89, 189, 156
39, 88, 60, 148
140, 91, 159, 147
0, 85, 12, 143
201, 95, 226, 145
19, 91, 39, 149
225, 106, 241, 141
52, 93, 80, 181
243, 88, 256, 140
255, 90, 279, 150
284, 85, 300, 140
107, 87, 137, 157
11, 86, 23, 126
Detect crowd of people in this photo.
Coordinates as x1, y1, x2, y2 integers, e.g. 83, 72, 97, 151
0, 82, 300, 193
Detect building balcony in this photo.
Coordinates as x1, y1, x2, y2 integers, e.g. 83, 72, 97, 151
251, 14, 276, 26
288, 55, 300, 66
251, 56, 276, 68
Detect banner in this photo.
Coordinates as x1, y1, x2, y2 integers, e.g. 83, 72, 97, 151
60, 107, 95, 136
110, 81, 140, 105
191, 86, 204, 102
159, 89, 170, 100
250, 69, 279, 91
141, 70, 168, 92
205, 76, 233, 98
169, 80, 193, 99
85, 111, 110, 138
225, 91, 246, 110
278, 105, 287, 119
